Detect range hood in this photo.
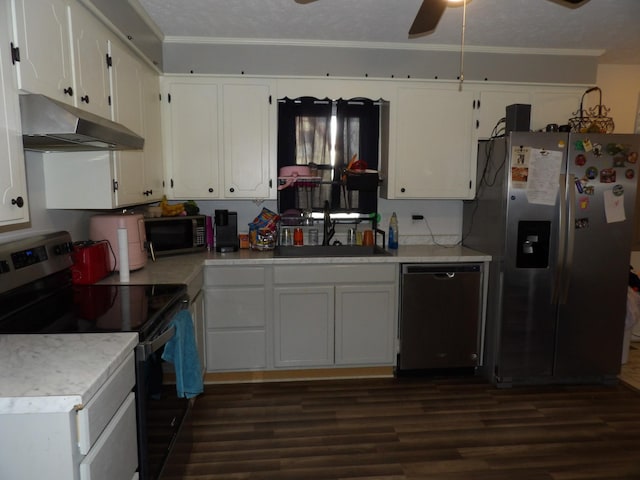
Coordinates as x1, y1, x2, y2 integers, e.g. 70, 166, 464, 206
19, 94, 144, 152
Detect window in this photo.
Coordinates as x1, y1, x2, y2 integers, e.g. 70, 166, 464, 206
278, 97, 381, 174
277, 97, 383, 214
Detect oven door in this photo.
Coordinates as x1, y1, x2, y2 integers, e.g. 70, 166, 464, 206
135, 312, 190, 480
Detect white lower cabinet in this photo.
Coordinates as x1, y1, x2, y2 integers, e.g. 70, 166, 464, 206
0, 351, 137, 480
204, 266, 268, 371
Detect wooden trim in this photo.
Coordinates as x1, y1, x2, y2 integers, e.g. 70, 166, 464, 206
203, 366, 394, 384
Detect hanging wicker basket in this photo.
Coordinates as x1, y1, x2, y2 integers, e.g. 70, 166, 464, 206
568, 86, 615, 134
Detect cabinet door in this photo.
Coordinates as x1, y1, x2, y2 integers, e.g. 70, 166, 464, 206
164, 80, 221, 199
531, 89, 583, 132
393, 86, 476, 199
69, 2, 111, 118
0, 0, 28, 225
140, 64, 164, 202
222, 81, 273, 199
335, 284, 396, 365
273, 285, 334, 368
111, 40, 145, 206
10, 0, 74, 103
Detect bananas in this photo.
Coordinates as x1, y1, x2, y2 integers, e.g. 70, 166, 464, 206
160, 196, 185, 217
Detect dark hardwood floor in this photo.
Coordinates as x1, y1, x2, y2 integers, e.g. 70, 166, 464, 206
161, 374, 640, 479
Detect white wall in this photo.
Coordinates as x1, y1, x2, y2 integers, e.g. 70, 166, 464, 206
189, 198, 463, 246
595, 64, 640, 134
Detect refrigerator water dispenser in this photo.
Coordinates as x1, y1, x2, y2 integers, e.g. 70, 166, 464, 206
516, 221, 550, 268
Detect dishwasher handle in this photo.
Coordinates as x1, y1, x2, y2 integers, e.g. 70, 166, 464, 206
402, 264, 481, 275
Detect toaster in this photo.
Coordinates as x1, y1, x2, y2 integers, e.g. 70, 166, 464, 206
71, 241, 111, 284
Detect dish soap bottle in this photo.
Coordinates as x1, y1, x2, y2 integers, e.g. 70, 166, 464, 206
388, 212, 399, 249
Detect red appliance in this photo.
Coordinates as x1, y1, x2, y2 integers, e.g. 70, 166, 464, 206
71, 241, 111, 285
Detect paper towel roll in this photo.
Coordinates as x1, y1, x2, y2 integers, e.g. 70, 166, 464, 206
118, 227, 130, 282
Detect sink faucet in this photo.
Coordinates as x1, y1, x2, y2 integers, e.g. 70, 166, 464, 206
322, 200, 334, 245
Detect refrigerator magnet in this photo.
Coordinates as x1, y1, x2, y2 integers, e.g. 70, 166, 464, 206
575, 178, 584, 193
613, 156, 626, 167
575, 154, 587, 166
626, 168, 635, 180
579, 197, 589, 209
583, 139, 593, 152
600, 168, 616, 183
592, 143, 603, 156
584, 185, 595, 195
574, 140, 585, 151
585, 166, 598, 179
628, 151, 638, 164
575, 218, 590, 229
613, 184, 624, 196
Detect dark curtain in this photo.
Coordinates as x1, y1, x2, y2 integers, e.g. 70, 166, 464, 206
277, 97, 332, 168
335, 98, 380, 170
277, 96, 381, 213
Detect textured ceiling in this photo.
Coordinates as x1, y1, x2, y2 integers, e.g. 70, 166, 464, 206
136, 0, 640, 65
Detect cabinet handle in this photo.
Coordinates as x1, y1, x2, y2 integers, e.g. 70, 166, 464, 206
64, 87, 73, 96
400, 187, 406, 193
11, 196, 24, 208
81, 95, 90, 104
208, 188, 214, 193
229, 187, 235, 193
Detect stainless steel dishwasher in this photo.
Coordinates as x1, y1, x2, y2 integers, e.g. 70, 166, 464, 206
397, 264, 483, 373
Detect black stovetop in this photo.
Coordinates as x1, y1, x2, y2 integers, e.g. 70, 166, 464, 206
0, 270, 187, 341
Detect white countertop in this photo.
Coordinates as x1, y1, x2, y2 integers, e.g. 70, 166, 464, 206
99, 244, 491, 285
0, 333, 138, 415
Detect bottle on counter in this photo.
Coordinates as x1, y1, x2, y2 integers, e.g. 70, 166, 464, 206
388, 212, 399, 249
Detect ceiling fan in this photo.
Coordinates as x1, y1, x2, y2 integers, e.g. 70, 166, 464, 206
295, 0, 591, 37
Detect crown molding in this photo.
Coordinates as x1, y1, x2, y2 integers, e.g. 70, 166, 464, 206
163, 36, 604, 58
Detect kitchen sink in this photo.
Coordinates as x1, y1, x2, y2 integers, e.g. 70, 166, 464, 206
274, 245, 392, 257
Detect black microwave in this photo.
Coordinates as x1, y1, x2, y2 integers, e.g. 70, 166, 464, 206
144, 215, 207, 257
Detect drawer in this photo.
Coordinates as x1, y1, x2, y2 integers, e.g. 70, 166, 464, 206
274, 264, 397, 285
77, 352, 135, 454
205, 286, 266, 328
79, 392, 138, 480
205, 266, 266, 286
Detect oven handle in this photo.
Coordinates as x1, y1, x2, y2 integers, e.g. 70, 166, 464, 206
137, 296, 189, 360
149, 326, 176, 354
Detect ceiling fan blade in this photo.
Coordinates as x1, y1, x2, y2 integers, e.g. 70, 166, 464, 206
550, 0, 591, 7
409, 0, 447, 36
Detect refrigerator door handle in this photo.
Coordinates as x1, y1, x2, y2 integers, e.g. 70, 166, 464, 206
560, 173, 577, 304
552, 173, 567, 305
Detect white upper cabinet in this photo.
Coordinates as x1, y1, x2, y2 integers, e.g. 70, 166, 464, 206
222, 81, 273, 199
475, 88, 533, 139
163, 79, 221, 199
530, 88, 584, 131
162, 76, 275, 200
69, 1, 111, 118
0, 0, 28, 226
110, 39, 146, 206
11, 0, 112, 119
383, 84, 477, 200
10, 0, 74, 103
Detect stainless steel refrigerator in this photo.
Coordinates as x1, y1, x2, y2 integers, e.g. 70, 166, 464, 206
463, 132, 640, 386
